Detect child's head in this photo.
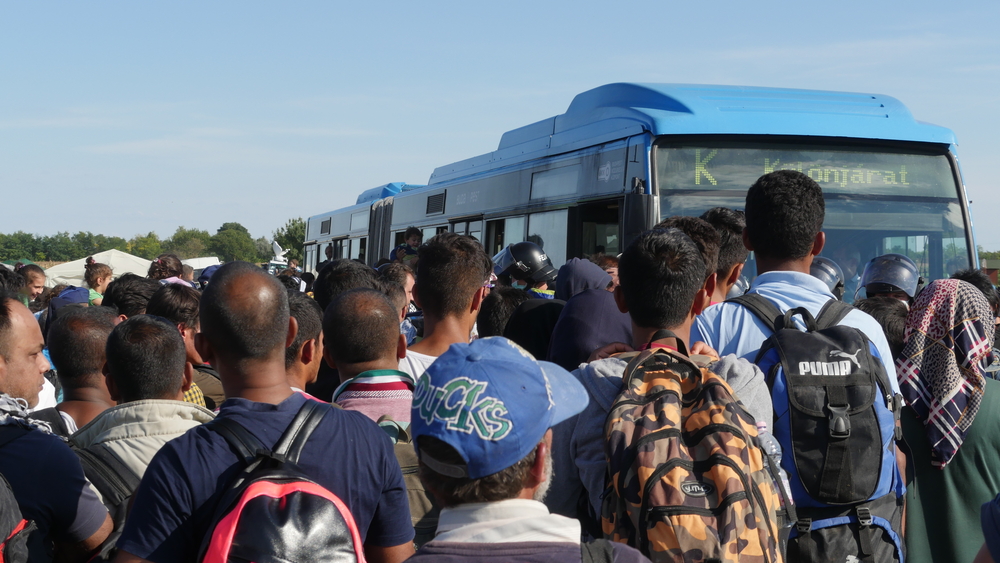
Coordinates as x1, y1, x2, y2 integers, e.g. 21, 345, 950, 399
15, 264, 46, 301
84, 257, 113, 293
404, 227, 422, 248
148, 253, 184, 280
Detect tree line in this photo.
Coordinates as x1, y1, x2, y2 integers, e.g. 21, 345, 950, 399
0, 218, 306, 265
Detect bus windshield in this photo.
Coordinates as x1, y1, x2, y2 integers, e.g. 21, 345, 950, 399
654, 140, 971, 294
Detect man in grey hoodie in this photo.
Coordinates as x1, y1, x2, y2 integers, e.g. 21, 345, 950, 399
546, 228, 774, 523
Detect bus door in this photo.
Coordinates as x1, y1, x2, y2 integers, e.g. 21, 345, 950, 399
568, 199, 623, 260
370, 197, 394, 264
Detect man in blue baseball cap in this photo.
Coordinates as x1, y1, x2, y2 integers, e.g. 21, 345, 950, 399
407, 336, 650, 563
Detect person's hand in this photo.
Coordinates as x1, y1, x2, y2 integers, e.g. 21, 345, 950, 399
690, 341, 720, 361
588, 342, 634, 363
395, 247, 406, 261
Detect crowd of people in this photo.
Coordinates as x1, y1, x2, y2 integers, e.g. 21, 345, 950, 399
1, 169, 999, 562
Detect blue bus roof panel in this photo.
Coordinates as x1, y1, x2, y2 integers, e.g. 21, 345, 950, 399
430, 83, 957, 184
355, 182, 425, 205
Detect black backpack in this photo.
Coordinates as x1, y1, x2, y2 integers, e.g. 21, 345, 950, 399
0, 427, 35, 563
198, 401, 366, 563
72, 444, 142, 562
731, 294, 906, 562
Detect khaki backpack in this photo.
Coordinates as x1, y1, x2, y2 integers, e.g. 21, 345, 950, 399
601, 346, 784, 563
379, 417, 440, 548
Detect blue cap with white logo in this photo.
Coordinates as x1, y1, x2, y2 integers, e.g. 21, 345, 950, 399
411, 336, 589, 479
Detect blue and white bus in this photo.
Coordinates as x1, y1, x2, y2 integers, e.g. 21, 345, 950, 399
304, 83, 975, 283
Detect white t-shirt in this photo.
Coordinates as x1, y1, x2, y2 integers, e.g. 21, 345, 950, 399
398, 350, 438, 380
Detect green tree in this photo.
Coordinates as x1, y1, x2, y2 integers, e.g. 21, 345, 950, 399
210, 228, 260, 263
129, 232, 163, 260
254, 237, 273, 262
218, 222, 250, 236
44, 232, 79, 261
164, 227, 213, 259
272, 218, 305, 263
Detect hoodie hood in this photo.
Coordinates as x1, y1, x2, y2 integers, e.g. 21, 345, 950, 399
548, 289, 632, 372
707, 354, 773, 429
555, 258, 612, 301
573, 357, 629, 414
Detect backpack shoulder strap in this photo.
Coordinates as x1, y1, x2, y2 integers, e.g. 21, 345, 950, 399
75, 445, 141, 508
205, 417, 265, 463
814, 299, 854, 329
273, 400, 330, 464
581, 539, 615, 563
729, 294, 784, 333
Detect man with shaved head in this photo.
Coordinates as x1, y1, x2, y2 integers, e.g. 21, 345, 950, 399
115, 262, 415, 563
326, 288, 412, 423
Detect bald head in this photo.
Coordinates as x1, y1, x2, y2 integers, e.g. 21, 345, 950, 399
324, 288, 399, 365
200, 261, 291, 363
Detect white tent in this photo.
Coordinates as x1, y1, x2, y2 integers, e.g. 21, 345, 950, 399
44, 249, 152, 288
180, 256, 220, 270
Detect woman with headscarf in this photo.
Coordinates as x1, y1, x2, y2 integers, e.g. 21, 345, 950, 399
897, 278, 1000, 563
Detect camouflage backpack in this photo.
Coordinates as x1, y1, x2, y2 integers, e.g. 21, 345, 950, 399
601, 339, 785, 563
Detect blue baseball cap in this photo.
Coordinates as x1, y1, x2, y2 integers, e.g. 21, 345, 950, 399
411, 336, 588, 479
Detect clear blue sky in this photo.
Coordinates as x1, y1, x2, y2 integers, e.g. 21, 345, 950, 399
2, 1, 998, 247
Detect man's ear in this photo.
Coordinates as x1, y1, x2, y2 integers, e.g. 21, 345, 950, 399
181, 362, 194, 394
742, 227, 754, 252
300, 338, 316, 366
103, 364, 121, 403
411, 284, 423, 309
397, 333, 407, 360
525, 429, 552, 490
470, 285, 487, 314
812, 231, 826, 257
194, 333, 214, 365
703, 272, 717, 301
116, 314, 128, 324
285, 317, 299, 348
322, 344, 336, 371
613, 285, 628, 314
727, 262, 745, 287
691, 287, 710, 317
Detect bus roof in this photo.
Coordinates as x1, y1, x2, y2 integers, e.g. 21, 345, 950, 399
430, 83, 956, 184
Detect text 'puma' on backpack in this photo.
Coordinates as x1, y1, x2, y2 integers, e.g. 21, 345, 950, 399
199, 401, 366, 563
733, 295, 906, 563
602, 344, 784, 563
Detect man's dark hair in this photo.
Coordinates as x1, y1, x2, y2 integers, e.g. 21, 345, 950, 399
313, 259, 380, 311
404, 226, 422, 240
0, 291, 21, 359
382, 281, 407, 313
417, 435, 538, 508
105, 315, 187, 402
145, 284, 201, 328
48, 307, 117, 388
379, 263, 414, 289
286, 290, 323, 369
478, 287, 530, 338
323, 288, 398, 365
102, 273, 163, 317
200, 261, 290, 363
700, 207, 748, 277
853, 297, 908, 361
277, 275, 301, 292
655, 216, 720, 281
951, 269, 1000, 314
0, 269, 24, 292
415, 233, 492, 318
619, 228, 706, 329
745, 170, 825, 260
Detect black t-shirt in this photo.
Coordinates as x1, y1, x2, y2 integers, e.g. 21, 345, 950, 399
117, 393, 414, 562
0, 425, 108, 562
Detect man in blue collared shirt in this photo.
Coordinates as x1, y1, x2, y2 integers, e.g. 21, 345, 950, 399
691, 170, 900, 394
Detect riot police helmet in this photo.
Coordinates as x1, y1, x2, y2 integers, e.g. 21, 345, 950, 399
492, 242, 558, 284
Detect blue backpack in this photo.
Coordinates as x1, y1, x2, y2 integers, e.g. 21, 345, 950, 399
732, 294, 906, 563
